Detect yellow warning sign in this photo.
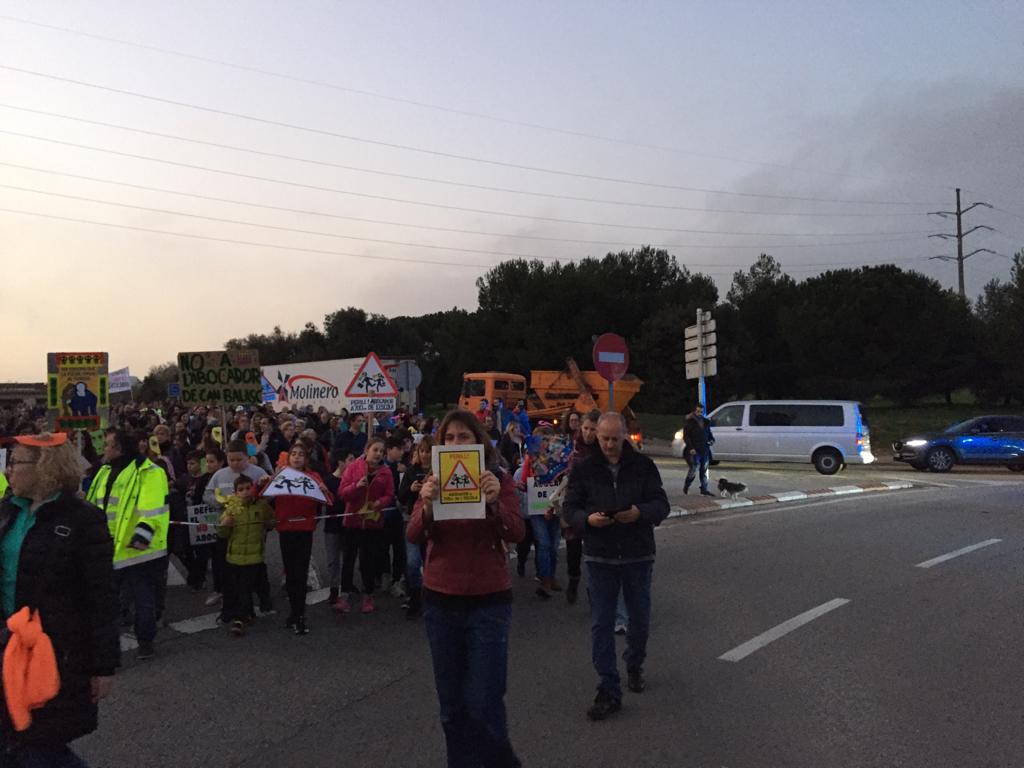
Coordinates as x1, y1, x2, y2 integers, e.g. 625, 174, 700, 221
439, 451, 482, 505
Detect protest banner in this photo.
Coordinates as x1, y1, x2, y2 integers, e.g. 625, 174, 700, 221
261, 467, 328, 503
177, 350, 261, 406
46, 352, 109, 432
186, 504, 221, 547
431, 444, 486, 520
109, 367, 133, 394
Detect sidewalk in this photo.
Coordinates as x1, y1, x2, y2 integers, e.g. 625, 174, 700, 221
668, 480, 915, 518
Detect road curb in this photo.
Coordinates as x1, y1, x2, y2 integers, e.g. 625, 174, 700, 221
668, 480, 915, 518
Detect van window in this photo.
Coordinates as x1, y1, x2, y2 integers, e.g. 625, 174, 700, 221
511, 381, 525, 392
493, 381, 510, 391
750, 404, 845, 427
461, 380, 486, 397
711, 405, 744, 427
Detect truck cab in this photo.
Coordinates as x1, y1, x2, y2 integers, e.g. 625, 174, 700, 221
459, 373, 528, 415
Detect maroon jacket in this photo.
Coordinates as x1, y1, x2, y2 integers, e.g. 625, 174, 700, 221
407, 469, 525, 597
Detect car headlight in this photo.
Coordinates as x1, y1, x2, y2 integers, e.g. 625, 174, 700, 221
905, 439, 928, 447
674, 430, 684, 440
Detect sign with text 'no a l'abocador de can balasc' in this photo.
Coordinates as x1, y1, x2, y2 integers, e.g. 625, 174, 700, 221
177, 350, 262, 406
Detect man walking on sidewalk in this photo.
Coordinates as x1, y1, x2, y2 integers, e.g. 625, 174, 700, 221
563, 412, 670, 721
683, 403, 714, 497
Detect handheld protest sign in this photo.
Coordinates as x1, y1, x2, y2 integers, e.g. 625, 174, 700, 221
211, 427, 223, 446
431, 444, 486, 520
261, 467, 328, 503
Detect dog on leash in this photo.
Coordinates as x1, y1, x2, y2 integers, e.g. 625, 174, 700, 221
718, 478, 748, 499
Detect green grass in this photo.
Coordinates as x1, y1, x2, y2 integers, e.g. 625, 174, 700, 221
638, 404, 1023, 453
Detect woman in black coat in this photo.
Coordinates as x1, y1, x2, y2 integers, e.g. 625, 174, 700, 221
0, 433, 120, 767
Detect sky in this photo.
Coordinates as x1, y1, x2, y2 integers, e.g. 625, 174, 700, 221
1, 0, 1022, 381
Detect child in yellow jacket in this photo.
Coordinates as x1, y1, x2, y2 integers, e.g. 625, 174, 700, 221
218, 475, 274, 635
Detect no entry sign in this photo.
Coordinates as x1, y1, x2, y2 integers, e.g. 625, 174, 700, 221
593, 333, 629, 382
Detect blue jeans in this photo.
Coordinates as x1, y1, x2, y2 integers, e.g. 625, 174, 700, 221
0, 746, 89, 767
685, 449, 710, 492
587, 560, 654, 700
405, 539, 424, 590
423, 601, 520, 768
616, 591, 628, 628
117, 556, 166, 644
528, 516, 561, 580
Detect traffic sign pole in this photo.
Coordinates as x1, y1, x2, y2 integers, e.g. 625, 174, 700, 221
697, 307, 706, 408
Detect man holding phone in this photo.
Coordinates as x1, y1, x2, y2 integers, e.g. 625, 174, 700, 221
562, 412, 670, 721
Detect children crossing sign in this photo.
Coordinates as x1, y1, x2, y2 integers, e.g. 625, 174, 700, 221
431, 444, 486, 520
344, 352, 399, 413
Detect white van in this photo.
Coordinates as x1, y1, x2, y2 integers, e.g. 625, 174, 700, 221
671, 400, 874, 475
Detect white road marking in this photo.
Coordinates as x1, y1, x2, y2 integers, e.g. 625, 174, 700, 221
689, 488, 933, 525
915, 539, 1003, 569
718, 598, 850, 662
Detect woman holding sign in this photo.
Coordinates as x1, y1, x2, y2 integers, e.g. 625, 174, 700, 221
269, 443, 330, 636
408, 410, 525, 768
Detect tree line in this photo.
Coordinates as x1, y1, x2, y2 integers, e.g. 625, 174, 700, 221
139, 247, 1024, 412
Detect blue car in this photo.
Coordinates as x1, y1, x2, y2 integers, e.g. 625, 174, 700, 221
892, 415, 1024, 473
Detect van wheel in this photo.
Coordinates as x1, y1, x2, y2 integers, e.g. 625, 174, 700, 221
813, 448, 843, 475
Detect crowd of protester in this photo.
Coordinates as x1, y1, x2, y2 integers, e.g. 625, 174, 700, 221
0, 397, 669, 767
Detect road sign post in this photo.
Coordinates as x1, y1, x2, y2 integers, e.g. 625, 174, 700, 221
593, 333, 629, 413
684, 309, 717, 409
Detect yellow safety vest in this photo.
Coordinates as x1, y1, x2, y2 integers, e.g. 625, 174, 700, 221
87, 458, 169, 570
0, 473, 7, 498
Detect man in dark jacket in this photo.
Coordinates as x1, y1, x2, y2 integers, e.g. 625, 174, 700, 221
682, 403, 714, 496
563, 412, 670, 721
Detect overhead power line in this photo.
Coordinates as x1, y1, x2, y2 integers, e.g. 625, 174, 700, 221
0, 104, 933, 219
0, 183, 929, 268
0, 161, 929, 251
0, 64, 943, 207
0, 207, 932, 272
0, 12, 954, 193
0, 130, 936, 238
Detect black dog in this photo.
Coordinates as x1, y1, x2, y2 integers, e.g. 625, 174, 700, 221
718, 478, 748, 499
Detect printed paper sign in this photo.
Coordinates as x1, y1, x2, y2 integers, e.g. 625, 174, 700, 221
177, 349, 262, 406
47, 352, 110, 432
431, 444, 486, 520
186, 504, 221, 547
261, 467, 327, 503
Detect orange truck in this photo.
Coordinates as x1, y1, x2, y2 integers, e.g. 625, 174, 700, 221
459, 358, 645, 447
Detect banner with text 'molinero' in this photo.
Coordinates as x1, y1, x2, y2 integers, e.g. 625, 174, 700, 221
177, 350, 261, 406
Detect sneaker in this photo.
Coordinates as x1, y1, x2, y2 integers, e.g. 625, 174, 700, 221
361, 596, 375, 614
284, 616, 297, 631
334, 594, 352, 614
294, 616, 309, 636
586, 690, 621, 721
566, 579, 579, 605
627, 668, 646, 693
700, 489, 715, 497
136, 641, 156, 661
230, 620, 245, 637
390, 580, 407, 599
614, 623, 627, 635
204, 592, 223, 607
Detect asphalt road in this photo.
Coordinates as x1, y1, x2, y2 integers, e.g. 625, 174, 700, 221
77, 469, 1022, 767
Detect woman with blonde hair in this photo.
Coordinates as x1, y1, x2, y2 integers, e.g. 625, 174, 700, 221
0, 433, 119, 767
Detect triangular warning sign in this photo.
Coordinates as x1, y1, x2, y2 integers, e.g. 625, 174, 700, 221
443, 459, 479, 492
344, 352, 399, 398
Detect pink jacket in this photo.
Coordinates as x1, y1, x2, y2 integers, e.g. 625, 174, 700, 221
339, 457, 395, 530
